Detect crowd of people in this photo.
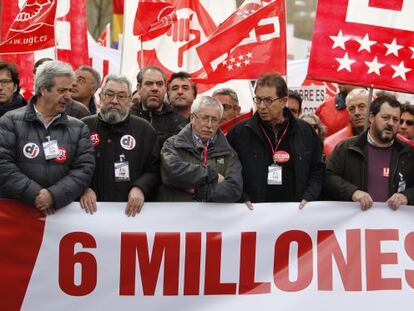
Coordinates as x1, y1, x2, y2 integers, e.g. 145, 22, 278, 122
0, 59, 413, 216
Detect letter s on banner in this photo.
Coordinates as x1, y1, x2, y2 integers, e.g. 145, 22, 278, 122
346, 0, 414, 31
59, 232, 97, 296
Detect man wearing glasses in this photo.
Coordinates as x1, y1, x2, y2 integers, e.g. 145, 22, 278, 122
227, 73, 324, 209
80, 74, 160, 216
212, 88, 241, 124
158, 96, 242, 202
398, 103, 414, 142
0, 62, 27, 118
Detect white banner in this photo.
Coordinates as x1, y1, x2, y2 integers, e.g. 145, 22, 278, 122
2, 201, 414, 310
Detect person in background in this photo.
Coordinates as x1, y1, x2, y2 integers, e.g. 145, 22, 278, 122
398, 103, 414, 141
71, 65, 101, 114
300, 112, 327, 151
131, 66, 187, 148
80, 74, 160, 217
158, 96, 242, 202
0, 61, 27, 118
323, 88, 369, 156
168, 71, 196, 120
324, 95, 414, 210
213, 88, 241, 124
287, 90, 303, 118
0, 61, 95, 214
316, 84, 357, 136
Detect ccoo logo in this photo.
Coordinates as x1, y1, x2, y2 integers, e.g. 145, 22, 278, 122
120, 135, 136, 150
23, 143, 40, 159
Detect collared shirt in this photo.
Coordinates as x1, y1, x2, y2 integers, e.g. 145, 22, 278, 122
33, 105, 61, 129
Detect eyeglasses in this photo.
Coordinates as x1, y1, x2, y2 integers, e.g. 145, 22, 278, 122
193, 113, 219, 125
102, 92, 130, 103
0, 79, 13, 86
253, 96, 283, 106
400, 119, 414, 126
222, 104, 239, 111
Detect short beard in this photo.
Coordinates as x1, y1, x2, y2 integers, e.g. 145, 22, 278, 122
100, 105, 129, 124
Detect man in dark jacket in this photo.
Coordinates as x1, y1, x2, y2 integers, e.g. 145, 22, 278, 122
324, 95, 414, 210
0, 61, 95, 215
131, 66, 187, 148
0, 61, 27, 117
158, 96, 242, 202
227, 73, 324, 208
81, 74, 160, 217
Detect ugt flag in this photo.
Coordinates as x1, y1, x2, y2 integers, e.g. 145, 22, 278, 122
307, 0, 414, 94
0, 0, 57, 54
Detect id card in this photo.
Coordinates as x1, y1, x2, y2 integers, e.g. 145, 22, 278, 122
114, 161, 130, 182
43, 140, 59, 160
268, 164, 282, 185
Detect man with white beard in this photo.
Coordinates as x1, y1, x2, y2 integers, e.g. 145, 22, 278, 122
80, 74, 160, 216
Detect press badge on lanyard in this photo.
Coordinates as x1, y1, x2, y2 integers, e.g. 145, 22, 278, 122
114, 154, 130, 182
43, 136, 59, 160
260, 123, 290, 186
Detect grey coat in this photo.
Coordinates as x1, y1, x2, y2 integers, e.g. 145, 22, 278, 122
0, 99, 95, 209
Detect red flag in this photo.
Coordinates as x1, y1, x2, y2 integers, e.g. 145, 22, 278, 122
219, 109, 254, 135
307, 0, 414, 94
133, 0, 177, 40
98, 23, 111, 48
0, 0, 57, 54
194, 0, 286, 84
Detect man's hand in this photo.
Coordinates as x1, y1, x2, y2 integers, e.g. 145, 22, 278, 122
218, 174, 225, 183
35, 189, 55, 215
386, 193, 408, 210
245, 200, 254, 210
352, 190, 373, 211
299, 199, 308, 209
80, 188, 97, 214
126, 186, 145, 217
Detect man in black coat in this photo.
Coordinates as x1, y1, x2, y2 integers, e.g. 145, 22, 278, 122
0, 61, 27, 118
227, 73, 324, 209
81, 74, 160, 217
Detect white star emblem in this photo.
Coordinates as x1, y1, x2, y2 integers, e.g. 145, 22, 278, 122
235, 62, 242, 68
329, 30, 349, 50
391, 61, 411, 80
244, 59, 251, 65
246, 52, 253, 59
226, 64, 233, 71
222, 60, 228, 66
384, 38, 403, 56
410, 47, 414, 59
336, 53, 355, 72
230, 57, 236, 63
355, 34, 376, 53
238, 55, 244, 61
364, 57, 385, 75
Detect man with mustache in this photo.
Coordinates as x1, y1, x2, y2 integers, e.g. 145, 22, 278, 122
158, 96, 242, 202
131, 66, 187, 148
324, 95, 414, 210
324, 88, 369, 156
80, 74, 160, 216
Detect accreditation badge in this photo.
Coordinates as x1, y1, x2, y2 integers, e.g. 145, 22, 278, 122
268, 164, 282, 185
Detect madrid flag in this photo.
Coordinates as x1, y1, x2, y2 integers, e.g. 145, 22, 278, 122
195, 0, 286, 84
307, 0, 414, 93
0, 0, 57, 54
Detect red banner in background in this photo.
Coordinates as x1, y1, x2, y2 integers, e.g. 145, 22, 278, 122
0, 0, 57, 54
307, 0, 414, 93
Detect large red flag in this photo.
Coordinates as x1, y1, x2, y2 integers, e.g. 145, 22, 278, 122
307, 0, 414, 94
0, 0, 57, 54
194, 0, 286, 84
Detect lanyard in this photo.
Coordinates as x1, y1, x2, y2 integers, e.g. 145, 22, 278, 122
203, 144, 208, 165
259, 122, 289, 158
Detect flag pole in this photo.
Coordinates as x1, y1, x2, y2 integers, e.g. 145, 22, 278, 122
364, 86, 374, 130
139, 39, 144, 69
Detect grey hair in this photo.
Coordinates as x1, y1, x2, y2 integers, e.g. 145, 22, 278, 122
212, 88, 239, 105
101, 74, 132, 96
191, 95, 224, 118
78, 65, 101, 87
35, 61, 75, 96
346, 88, 369, 106
300, 112, 327, 141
